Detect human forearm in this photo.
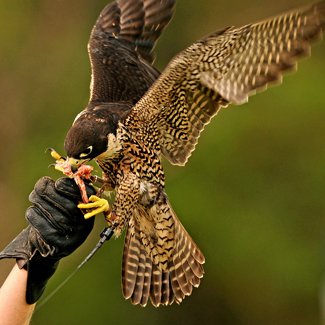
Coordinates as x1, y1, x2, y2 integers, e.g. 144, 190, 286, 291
0, 264, 35, 325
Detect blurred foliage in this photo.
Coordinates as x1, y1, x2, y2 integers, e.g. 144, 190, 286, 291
0, 0, 324, 324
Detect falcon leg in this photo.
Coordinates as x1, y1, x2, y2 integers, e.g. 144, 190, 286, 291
89, 175, 105, 188
108, 173, 140, 237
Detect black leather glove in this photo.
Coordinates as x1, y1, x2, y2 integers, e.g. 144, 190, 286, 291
0, 176, 96, 304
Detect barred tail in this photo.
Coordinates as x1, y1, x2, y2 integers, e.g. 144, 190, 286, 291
122, 201, 205, 307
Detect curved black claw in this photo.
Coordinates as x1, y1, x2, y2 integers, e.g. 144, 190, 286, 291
46, 148, 66, 161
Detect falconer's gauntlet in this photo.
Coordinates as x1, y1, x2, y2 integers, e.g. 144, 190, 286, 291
0, 177, 95, 304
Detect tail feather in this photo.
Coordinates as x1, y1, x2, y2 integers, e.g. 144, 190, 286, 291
122, 217, 141, 299
168, 277, 175, 304
160, 271, 171, 305
191, 276, 201, 288
130, 247, 146, 305
189, 258, 204, 280
174, 230, 194, 296
140, 258, 152, 306
150, 267, 162, 306
172, 247, 192, 296
122, 200, 205, 307
169, 266, 185, 303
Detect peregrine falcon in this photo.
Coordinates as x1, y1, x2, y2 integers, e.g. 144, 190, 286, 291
55, 0, 325, 307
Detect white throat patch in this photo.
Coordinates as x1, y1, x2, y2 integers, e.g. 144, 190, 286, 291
97, 133, 122, 161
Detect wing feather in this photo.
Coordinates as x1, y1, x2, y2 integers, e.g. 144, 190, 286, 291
88, 0, 175, 103
126, 1, 325, 165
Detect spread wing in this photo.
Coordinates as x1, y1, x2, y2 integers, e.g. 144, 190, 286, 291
88, 0, 175, 103
126, 1, 325, 165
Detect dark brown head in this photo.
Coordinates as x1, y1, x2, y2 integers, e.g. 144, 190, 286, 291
64, 104, 128, 166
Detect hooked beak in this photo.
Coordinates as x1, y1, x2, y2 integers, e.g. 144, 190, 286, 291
67, 157, 88, 172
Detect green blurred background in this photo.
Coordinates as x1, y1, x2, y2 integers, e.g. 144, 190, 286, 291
0, 0, 324, 324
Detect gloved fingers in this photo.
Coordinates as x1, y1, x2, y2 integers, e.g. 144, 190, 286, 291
29, 177, 83, 224
26, 203, 94, 250
26, 177, 95, 253
26, 205, 67, 240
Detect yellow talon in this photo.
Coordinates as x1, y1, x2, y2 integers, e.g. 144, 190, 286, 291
54, 165, 65, 173
78, 195, 110, 219
49, 148, 65, 162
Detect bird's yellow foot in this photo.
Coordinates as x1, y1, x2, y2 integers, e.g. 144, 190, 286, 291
49, 148, 65, 162
78, 195, 110, 219
47, 148, 73, 175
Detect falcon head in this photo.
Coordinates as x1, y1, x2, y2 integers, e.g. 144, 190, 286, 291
64, 103, 130, 167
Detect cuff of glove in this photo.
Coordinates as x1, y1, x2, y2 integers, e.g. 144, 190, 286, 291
24, 252, 59, 304
0, 226, 59, 304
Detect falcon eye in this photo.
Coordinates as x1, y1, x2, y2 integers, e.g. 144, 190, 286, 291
79, 146, 93, 158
